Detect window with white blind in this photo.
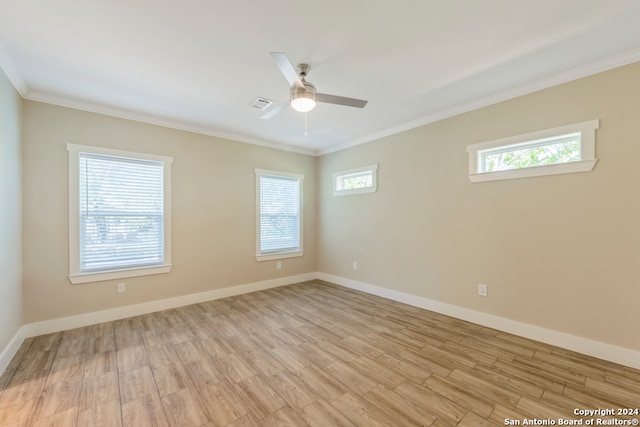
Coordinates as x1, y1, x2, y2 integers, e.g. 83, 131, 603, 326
67, 144, 172, 284
255, 169, 303, 261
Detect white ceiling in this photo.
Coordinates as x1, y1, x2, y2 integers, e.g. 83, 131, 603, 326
2, 1, 640, 155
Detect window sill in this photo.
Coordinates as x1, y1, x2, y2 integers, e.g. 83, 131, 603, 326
69, 264, 172, 284
468, 159, 597, 183
256, 251, 303, 262
333, 187, 377, 196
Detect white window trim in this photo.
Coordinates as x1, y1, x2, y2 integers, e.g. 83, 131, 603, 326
333, 164, 378, 196
255, 169, 304, 262
67, 144, 173, 284
467, 119, 599, 183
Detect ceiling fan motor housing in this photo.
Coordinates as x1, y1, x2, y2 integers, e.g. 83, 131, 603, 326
297, 63, 311, 77
290, 81, 316, 99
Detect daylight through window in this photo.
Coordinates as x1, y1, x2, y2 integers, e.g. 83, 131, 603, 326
67, 144, 172, 284
333, 164, 378, 196
480, 133, 581, 173
79, 153, 165, 273
467, 120, 599, 182
256, 169, 303, 261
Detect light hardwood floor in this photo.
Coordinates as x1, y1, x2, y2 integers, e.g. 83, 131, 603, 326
1, 280, 638, 426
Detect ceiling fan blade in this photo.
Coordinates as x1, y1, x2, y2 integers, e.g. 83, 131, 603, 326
270, 52, 304, 89
260, 101, 289, 119
317, 93, 368, 108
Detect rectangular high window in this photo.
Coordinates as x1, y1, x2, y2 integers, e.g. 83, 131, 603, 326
255, 169, 303, 261
333, 164, 378, 196
480, 133, 580, 173
467, 119, 599, 182
68, 144, 172, 284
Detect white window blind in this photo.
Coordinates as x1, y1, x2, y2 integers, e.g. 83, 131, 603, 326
79, 152, 165, 273
257, 171, 303, 258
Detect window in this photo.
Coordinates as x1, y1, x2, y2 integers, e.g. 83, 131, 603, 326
467, 119, 599, 182
333, 164, 378, 196
67, 144, 172, 284
255, 169, 303, 261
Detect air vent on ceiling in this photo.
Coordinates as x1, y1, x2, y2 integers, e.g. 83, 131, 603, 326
250, 97, 273, 110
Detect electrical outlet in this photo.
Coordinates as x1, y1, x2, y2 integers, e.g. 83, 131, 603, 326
276, 261, 282, 270
478, 283, 488, 297
117, 283, 126, 293
353, 261, 358, 270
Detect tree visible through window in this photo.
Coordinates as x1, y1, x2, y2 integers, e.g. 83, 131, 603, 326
482, 134, 580, 172
467, 120, 598, 183
67, 144, 172, 284
79, 153, 165, 272
255, 169, 303, 261
340, 172, 373, 190
333, 164, 378, 196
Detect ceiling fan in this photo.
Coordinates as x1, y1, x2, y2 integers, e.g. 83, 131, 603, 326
261, 52, 368, 119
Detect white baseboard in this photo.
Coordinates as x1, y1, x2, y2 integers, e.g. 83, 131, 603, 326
0, 326, 26, 376
3, 271, 638, 376
318, 273, 640, 370
0, 273, 312, 376
22, 273, 317, 338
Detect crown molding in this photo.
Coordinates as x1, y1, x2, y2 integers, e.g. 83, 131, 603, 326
317, 48, 640, 156
5, 43, 640, 158
24, 90, 318, 156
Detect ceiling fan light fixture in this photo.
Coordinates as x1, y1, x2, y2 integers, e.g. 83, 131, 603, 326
290, 82, 317, 112
264, 53, 367, 119
291, 95, 316, 112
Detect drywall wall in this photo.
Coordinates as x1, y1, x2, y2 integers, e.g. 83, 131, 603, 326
0, 68, 23, 352
22, 101, 316, 322
318, 62, 640, 352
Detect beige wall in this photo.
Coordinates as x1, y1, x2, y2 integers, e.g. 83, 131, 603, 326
22, 102, 316, 322
318, 62, 640, 352
0, 68, 23, 350
13, 61, 640, 355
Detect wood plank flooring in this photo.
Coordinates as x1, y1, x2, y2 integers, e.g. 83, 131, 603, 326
1, 280, 638, 426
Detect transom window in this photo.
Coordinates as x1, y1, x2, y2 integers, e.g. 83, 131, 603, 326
467, 119, 599, 182
67, 144, 172, 284
333, 164, 378, 196
480, 133, 580, 173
